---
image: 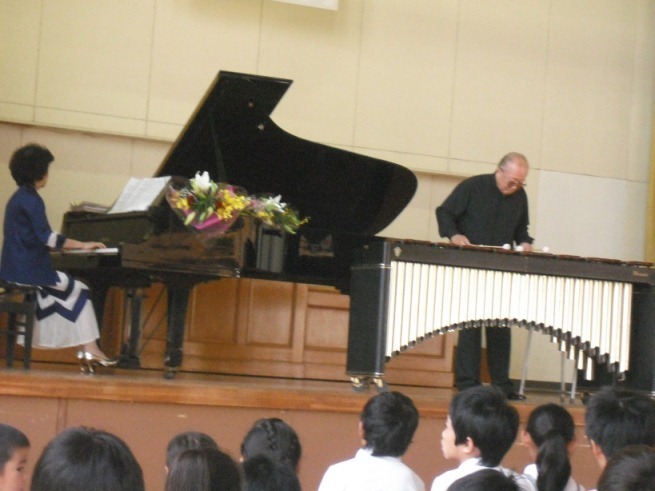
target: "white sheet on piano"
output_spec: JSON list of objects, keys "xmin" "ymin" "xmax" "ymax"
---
[{"xmin": 61, "ymin": 247, "xmax": 119, "ymax": 255}]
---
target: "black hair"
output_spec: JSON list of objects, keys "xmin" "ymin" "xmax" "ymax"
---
[
  {"xmin": 585, "ymin": 386, "xmax": 655, "ymax": 461},
  {"xmin": 450, "ymin": 385, "xmax": 519, "ymax": 467},
  {"xmin": 526, "ymin": 404, "xmax": 575, "ymax": 491},
  {"xmin": 446, "ymin": 468, "xmax": 519, "ymax": 491},
  {"xmin": 0, "ymin": 423, "xmax": 30, "ymax": 470},
  {"xmin": 240, "ymin": 418, "xmax": 301, "ymax": 471},
  {"xmin": 242, "ymin": 454, "xmax": 301, "ymax": 491},
  {"xmin": 30, "ymin": 426, "xmax": 144, "ymax": 491},
  {"xmin": 165, "ymin": 446, "xmax": 241, "ymax": 491},
  {"xmin": 166, "ymin": 431, "xmax": 218, "ymax": 469},
  {"xmin": 598, "ymin": 445, "xmax": 655, "ymax": 491},
  {"xmin": 9, "ymin": 143, "xmax": 54, "ymax": 186},
  {"xmin": 360, "ymin": 391, "xmax": 419, "ymax": 457}
]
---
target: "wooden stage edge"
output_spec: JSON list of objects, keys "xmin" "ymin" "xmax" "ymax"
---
[{"xmin": 0, "ymin": 362, "xmax": 588, "ymax": 422}]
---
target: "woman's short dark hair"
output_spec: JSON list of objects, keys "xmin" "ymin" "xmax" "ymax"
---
[
  {"xmin": 240, "ymin": 418, "xmax": 302, "ymax": 471},
  {"xmin": 0, "ymin": 423, "xmax": 30, "ymax": 469},
  {"xmin": 30, "ymin": 426, "xmax": 144, "ymax": 491},
  {"xmin": 9, "ymin": 143, "xmax": 54, "ymax": 186}
]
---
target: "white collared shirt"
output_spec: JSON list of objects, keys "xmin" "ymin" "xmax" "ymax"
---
[
  {"xmin": 317, "ymin": 447, "xmax": 425, "ymax": 491},
  {"xmin": 430, "ymin": 457, "xmax": 536, "ymax": 491}
]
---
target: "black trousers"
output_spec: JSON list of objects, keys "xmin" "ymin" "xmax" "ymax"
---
[{"xmin": 455, "ymin": 326, "xmax": 514, "ymax": 395}]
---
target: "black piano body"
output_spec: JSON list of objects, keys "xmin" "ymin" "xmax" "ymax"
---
[{"xmin": 55, "ymin": 71, "xmax": 418, "ymax": 378}]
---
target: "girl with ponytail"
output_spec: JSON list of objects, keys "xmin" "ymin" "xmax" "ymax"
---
[{"xmin": 521, "ymin": 404, "xmax": 585, "ymax": 491}]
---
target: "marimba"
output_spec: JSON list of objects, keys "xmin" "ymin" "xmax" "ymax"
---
[{"xmin": 346, "ymin": 240, "xmax": 655, "ymax": 393}]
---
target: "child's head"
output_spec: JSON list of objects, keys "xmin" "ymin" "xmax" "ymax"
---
[
  {"xmin": 0, "ymin": 424, "xmax": 30, "ymax": 491},
  {"xmin": 523, "ymin": 403, "xmax": 575, "ymax": 491},
  {"xmin": 443, "ymin": 385, "xmax": 518, "ymax": 467},
  {"xmin": 597, "ymin": 445, "xmax": 655, "ymax": 491},
  {"xmin": 166, "ymin": 431, "xmax": 218, "ymax": 471},
  {"xmin": 242, "ymin": 454, "xmax": 301, "ymax": 491},
  {"xmin": 240, "ymin": 418, "xmax": 301, "ymax": 471},
  {"xmin": 165, "ymin": 446, "xmax": 241, "ymax": 491},
  {"xmin": 585, "ymin": 387, "xmax": 655, "ymax": 469},
  {"xmin": 360, "ymin": 391, "xmax": 419, "ymax": 457},
  {"xmin": 31, "ymin": 426, "xmax": 144, "ymax": 491},
  {"xmin": 446, "ymin": 468, "xmax": 519, "ymax": 491}
]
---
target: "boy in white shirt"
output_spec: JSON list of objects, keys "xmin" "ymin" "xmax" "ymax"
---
[
  {"xmin": 317, "ymin": 391, "xmax": 425, "ymax": 491},
  {"xmin": 431, "ymin": 385, "xmax": 535, "ymax": 491}
]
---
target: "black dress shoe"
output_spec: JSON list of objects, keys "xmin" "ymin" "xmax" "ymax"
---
[{"xmin": 507, "ymin": 391, "xmax": 527, "ymax": 401}]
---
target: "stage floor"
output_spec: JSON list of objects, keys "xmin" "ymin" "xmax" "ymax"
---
[{"xmin": 0, "ymin": 361, "xmax": 587, "ymax": 420}]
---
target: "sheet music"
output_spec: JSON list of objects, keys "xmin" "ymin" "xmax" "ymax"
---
[
  {"xmin": 107, "ymin": 176, "xmax": 171, "ymax": 214},
  {"xmin": 61, "ymin": 247, "xmax": 119, "ymax": 255}
]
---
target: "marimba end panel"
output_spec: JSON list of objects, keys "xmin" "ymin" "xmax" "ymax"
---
[{"xmin": 626, "ymin": 284, "xmax": 655, "ymax": 392}]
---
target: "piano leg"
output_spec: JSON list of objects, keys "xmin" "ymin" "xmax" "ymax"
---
[
  {"xmin": 118, "ymin": 288, "xmax": 144, "ymax": 369},
  {"xmin": 164, "ymin": 283, "xmax": 193, "ymax": 379}
]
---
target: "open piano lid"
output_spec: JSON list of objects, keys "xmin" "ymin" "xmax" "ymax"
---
[{"xmin": 154, "ymin": 71, "xmax": 417, "ymax": 236}]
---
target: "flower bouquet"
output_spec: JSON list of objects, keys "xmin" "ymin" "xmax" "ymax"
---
[{"xmin": 165, "ymin": 172, "xmax": 308, "ymax": 237}]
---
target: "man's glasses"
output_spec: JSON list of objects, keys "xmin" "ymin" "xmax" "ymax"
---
[{"xmin": 501, "ymin": 168, "xmax": 527, "ymax": 188}]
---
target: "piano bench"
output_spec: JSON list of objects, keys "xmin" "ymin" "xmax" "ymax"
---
[{"xmin": 0, "ymin": 282, "xmax": 38, "ymax": 369}]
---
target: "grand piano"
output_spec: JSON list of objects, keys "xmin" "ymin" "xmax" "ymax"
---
[
  {"xmin": 54, "ymin": 70, "xmax": 655, "ymax": 393},
  {"xmin": 54, "ymin": 70, "xmax": 418, "ymax": 379}
]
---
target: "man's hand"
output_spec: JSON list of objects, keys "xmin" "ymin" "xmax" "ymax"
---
[
  {"xmin": 450, "ymin": 234, "xmax": 471, "ymax": 246},
  {"xmin": 519, "ymin": 242, "xmax": 532, "ymax": 252}
]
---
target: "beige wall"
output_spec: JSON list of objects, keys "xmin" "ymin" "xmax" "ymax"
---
[{"xmin": 1, "ymin": 1, "xmax": 654, "ymax": 384}]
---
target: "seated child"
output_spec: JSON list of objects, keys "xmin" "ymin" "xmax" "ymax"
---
[
  {"xmin": 585, "ymin": 386, "xmax": 655, "ymax": 471},
  {"xmin": 521, "ymin": 403, "xmax": 585, "ymax": 491},
  {"xmin": 240, "ymin": 418, "xmax": 301, "ymax": 472},
  {"xmin": 165, "ymin": 446, "xmax": 241, "ymax": 491},
  {"xmin": 431, "ymin": 385, "xmax": 535, "ymax": 491},
  {"xmin": 0, "ymin": 423, "xmax": 30, "ymax": 491},
  {"xmin": 242, "ymin": 454, "xmax": 301, "ymax": 491},
  {"xmin": 597, "ymin": 445, "xmax": 655, "ymax": 491},
  {"xmin": 166, "ymin": 431, "xmax": 219, "ymax": 473},
  {"xmin": 317, "ymin": 391, "xmax": 425, "ymax": 491}
]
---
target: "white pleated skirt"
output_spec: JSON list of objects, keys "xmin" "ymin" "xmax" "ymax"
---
[{"xmin": 28, "ymin": 271, "xmax": 100, "ymax": 349}]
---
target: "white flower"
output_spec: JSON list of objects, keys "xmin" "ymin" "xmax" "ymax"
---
[
  {"xmin": 193, "ymin": 171, "xmax": 212, "ymax": 191},
  {"xmin": 264, "ymin": 195, "xmax": 285, "ymax": 212}
]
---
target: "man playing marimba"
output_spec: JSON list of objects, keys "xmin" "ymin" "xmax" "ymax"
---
[{"xmin": 436, "ymin": 152, "xmax": 533, "ymax": 400}]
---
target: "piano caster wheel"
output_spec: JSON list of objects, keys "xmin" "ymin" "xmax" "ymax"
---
[
  {"xmin": 350, "ymin": 377, "xmax": 371, "ymax": 392},
  {"xmin": 164, "ymin": 367, "xmax": 179, "ymax": 380},
  {"xmin": 373, "ymin": 378, "xmax": 388, "ymax": 393}
]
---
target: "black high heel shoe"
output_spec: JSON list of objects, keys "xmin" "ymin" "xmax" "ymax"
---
[{"xmin": 77, "ymin": 351, "xmax": 118, "ymax": 374}]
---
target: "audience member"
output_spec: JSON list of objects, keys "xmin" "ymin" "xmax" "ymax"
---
[
  {"xmin": 446, "ymin": 468, "xmax": 520, "ymax": 491},
  {"xmin": 240, "ymin": 418, "xmax": 302, "ymax": 472},
  {"xmin": 165, "ymin": 446, "xmax": 241, "ymax": 491},
  {"xmin": 521, "ymin": 403, "xmax": 585, "ymax": 491},
  {"xmin": 584, "ymin": 386, "xmax": 655, "ymax": 470},
  {"xmin": 597, "ymin": 445, "xmax": 655, "ymax": 491},
  {"xmin": 166, "ymin": 431, "xmax": 219, "ymax": 473},
  {"xmin": 317, "ymin": 390, "xmax": 424, "ymax": 491},
  {"xmin": 431, "ymin": 385, "xmax": 535, "ymax": 491},
  {"xmin": 0, "ymin": 423, "xmax": 30, "ymax": 491},
  {"xmin": 242, "ymin": 454, "xmax": 301, "ymax": 491},
  {"xmin": 30, "ymin": 426, "xmax": 144, "ymax": 491}
]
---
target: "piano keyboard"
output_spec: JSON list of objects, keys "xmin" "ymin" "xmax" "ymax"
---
[{"xmin": 385, "ymin": 261, "xmax": 633, "ymax": 377}]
